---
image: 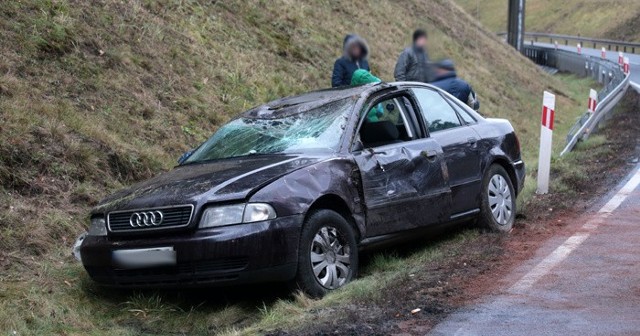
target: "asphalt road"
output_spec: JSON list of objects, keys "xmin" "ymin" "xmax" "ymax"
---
[
  {"xmin": 429, "ymin": 164, "xmax": 640, "ymax": 336},
  {"xmin": 535, "ymin": 42, "xmax": 640, "ymax": 90}
]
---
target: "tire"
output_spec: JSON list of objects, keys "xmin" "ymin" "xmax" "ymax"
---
[
  {"xmin": 294, "ymin": 210, "xmax": 358, "ymax": 298},
  {"xmin": 478, "ymin": 164, "xmax": 516, "ymax": 232}
]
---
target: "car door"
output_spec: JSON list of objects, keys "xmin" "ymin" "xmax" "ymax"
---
[
  {"xmin": 411, "ymin": 87, "xmax": 482, "ymax": 217},
  {"xmin": 352, "ymin": 92, "xmax": 452, "ymax": 237}
]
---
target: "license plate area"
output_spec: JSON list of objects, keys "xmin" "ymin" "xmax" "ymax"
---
[{"xmin": 112, "ymin": 247, "xmax": 176, "ymax": 269}]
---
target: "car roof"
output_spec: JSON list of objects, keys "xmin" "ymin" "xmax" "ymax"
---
[{"xmin": 240, "ymin": 83, "xmax": 392, "ymax": 119}]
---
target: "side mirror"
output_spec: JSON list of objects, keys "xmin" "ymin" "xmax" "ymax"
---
[
  {"xmin": 177, "ymin": 150, "xmax": 194, "ymax": 164},
  {"xmin": 472, "ymin": 100, "xmax": 480, "ymax": 111}
]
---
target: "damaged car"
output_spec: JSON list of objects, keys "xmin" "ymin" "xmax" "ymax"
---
[{"xmin": 77, "ymin": 82, "xmax": 525, "ymax": 297}]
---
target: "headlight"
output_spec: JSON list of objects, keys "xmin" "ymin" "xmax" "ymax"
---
[
  {"xmin": 199, "ymin": 203, "xmax": 276, "ymax": 229},
  {"xmin": 199, "ymin": 204, "xmax": 245, "ymax": 228},
  {"xmin": 243, "ymin": 203, "xmax": 277, "ymax": 222},
  {"xmin": 87, "ymin": 217, "xmax": 107, "ymax": 236}
]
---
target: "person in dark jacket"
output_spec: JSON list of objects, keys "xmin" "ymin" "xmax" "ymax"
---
[
  {"xmin": 430, "ymin": 59, "xmax": 480, "ymax": 110},
  {"xmin": 394, "ymin": 29, "xmax": 434, "ymax": 83},
  {"xmin": 331, "ymin": 34, "xmax": 370, "ymax": 87}
]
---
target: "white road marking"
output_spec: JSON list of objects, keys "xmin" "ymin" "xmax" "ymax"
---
[
  {"xmin": 631, "ymin": 81, "xmax": 640, "ymax": 93},
  {"xmin": 508, "ymin": 166, "xmax": 640, "ymax": 294},
  {"xmin": 447, "ymin": 167, "xmax": 640, "ymax": 335}
]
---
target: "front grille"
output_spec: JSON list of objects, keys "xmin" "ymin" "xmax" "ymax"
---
[
  {"xmin": 107, "ymin": 205, "xmax": 194, "ymax": 233},
  {"xmin": 85, "ymin": 257, "xmax": 249, "ymax": 286}
]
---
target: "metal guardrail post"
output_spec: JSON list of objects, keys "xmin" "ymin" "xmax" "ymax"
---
[{"xmin": 517, "ymin": 42, "xmax": 631, "ymax": 156}]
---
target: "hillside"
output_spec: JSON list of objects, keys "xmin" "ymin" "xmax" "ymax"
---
[
  {"xmin": 456, "ymin": 0, "xmax": 640, "ymax": 41},
  {"xmin": 0, "ymin": 0, "xmax": 592, "ymax": 334}
]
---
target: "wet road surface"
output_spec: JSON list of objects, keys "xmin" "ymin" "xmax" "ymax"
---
[{"xmin": 430, "ymin": 165, "xmax": 640, "ymax": 336}]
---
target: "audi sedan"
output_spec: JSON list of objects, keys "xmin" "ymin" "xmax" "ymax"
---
[{"xmin": 78, "ymin": 82, "xmax": 524, "ymax": 297}]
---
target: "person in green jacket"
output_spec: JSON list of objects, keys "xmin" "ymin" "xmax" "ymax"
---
[{"xmin": 350, "ymin": 69, "xmax": 384, "ymax": 122}]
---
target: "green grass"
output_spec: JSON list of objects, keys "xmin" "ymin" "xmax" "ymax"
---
[
  {"xmin": 0, "ymin": 0, "xmax": 604, "ymax": 334},
  {"xmin": 454, "ymin": 0, "xmax": 640, "ymax": 41}
]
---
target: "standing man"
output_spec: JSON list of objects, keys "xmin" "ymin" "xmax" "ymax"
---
[
  {"xmin": 431, "ymin": 59, "xmax": 480, "ymax": 110},
  {"xmin": 332, "ymin": 34, "xmax": 370, "ymax": 87},
  {"xmin": 394, "ymin": 29, "xmax": 433, "ymax": 83}
]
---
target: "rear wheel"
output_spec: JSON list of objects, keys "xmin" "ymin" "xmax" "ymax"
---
[
  {"xmin": 478, "ymin": 164, "xmax": 516, "ymax": 232},
  {"xmin": 295, "ymin": 210, "xmax": 358, "ymax": 298}
]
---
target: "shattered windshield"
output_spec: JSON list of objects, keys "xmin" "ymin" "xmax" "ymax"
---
[{"xmin": 183, "ymin": 98, "xmax": 355, "ymax": 163}]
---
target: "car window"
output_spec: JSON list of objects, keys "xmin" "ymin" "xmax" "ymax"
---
[
  {"xmin": 412, "ymin": 88, "xmax": 462, "ymax": 133},
  {"xmin": 449, "ymin": 99, "xmax": 476, "ymax": 124},
  {"xmin": 357, "ymin": 95, "xmax": 416, "ymax": 148}
]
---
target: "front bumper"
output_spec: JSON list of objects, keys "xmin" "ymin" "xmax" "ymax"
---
[{"xmin": 79, "ymin": 214, "xmax": 303, "ymax": 288}]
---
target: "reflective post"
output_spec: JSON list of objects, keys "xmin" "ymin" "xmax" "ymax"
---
[
  {"xmin": 624, "ymin": 57, "xmax": 630, "ymax": 75},
  {"xmin": 619, "ymin": 52, "xmax": 624, "ymax": 65},
  {"xmin": 588, "ymin": 89, "xmax": 598, "ymax": 113},
  {"xmin": 537, "ymin": 91, "xmax": 555, "ymax": 195}
]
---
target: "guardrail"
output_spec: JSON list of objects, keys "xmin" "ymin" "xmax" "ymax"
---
[
  {"xmin": 498, "ymin": 32, "xmax": 640, "ymax": 54},
  {"xmin": 520, "ymin": 44, "xmax": 631, "ymax": 155}
]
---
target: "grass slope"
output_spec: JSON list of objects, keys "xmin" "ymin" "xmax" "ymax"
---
[
  {"xmin": 456, "ymin": 0, "xmax": 640, "ymax": 41},
  {"xmin": 0, "ymin": 0, "xmax": 594, "ymax": 334}
]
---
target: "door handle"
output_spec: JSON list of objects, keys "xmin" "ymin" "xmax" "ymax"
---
[
  {"xmin": 421, "ymin": 150, "xmax": 438, "ymax": 161},
  {"xmin": 366, "ymin": 148, "xmax": 387, "ymax": 155},
  {"xmin": 467, "ymin": 137, "xmax": 478, "ymax": 147}
]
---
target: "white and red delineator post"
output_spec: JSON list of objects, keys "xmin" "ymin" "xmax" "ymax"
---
[
  {"xmin": 537, "ymin": 91, "xmax": 556, "ymax": 195},
  {"xmin": 577, "ymin": 43, "xmax": 582, "ymax": 55},
  {"xmin": 601, "ymin": 47, "xmax": 606, "ymax": 59},
  {"xmin": 588, "ymin": 89, "xmax": 598, "ymax": 113},
  {"xmin": 619, "ymin": 52, "xmax": 624, "ymax": 65},
  {"xmin": 623, "ymin": 57, "xmax": 630, "ymax": 75},
  {"xmin": 555, "ymin": 41, "xmax": 559, "ymax": 50}
]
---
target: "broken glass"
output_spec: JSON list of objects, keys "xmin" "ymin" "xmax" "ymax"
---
[{"xmin": 184, "ymin": 98, "xmax": 355, "ymax": 163}]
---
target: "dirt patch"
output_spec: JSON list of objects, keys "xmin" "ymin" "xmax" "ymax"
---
[{"xmin": 280, "ymin": 91, "xmax": 640, "ymax": 335}]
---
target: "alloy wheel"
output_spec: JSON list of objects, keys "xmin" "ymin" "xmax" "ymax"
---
[
  {"xmin": 488, "ymin": 174, "xmax": 513, "ymax": 225},
  {"xmin": 310, "ymin": 226, "xmax": 351, "ymax": 289}
]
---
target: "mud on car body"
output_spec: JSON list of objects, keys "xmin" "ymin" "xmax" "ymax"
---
[{"xmin": 77, "ymin": 82, "xmax": 525, "ymax": 297}]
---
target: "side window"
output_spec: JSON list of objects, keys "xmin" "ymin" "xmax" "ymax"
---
[
  {"xmin": 357, "ymin": 95, "xmax": 416, "ymax": 148},
  {"xmin": 449, "ymin": 99, "xmax": 477, "ymax": 124},
  {"xmin": 412, "ymin": 88, "xmax": 462, "ymax": 133}
]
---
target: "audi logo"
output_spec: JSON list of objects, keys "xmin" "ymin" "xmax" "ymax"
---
[{"xmin": 129, "ymin": 211, "xmax": 164, "ymax": 227}]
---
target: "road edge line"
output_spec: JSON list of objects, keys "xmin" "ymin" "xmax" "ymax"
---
[{"xmin": 508, "ymin": 166, "xmax": 640, "ymax": 294}]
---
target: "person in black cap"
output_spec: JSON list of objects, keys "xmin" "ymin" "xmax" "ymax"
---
[
  {"xmin": 393, "ymin": 29, "xmax": 434, "ymax": 83},
  {"xmin": 431, "ymin": 59, "xmax": 480, "ymax": 110}
]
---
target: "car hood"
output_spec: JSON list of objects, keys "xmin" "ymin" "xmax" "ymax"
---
[{"xmin": 93, "ymin": 154, "xmax": 324, "ymax": 214}]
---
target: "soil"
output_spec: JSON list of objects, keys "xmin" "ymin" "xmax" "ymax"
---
[{"xmin": 280, "ymin": 91, "xmax": 640, "ymax": 335}]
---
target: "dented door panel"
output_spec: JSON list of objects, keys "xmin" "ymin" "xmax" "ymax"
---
[
  {"xmin": 354, "ymin": 139, "xmax": 451, "ymax": 237},
  {"xmin": 432, "ymin": 126, "xmax": 483, "ymax": 215}
]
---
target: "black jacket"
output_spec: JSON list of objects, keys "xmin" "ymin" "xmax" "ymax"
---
[
  {"xmin": 331, "ymin": 35, "xmax": 370, "ymax": 87},
  {"xmin": 393, "ymin": 46, "xmax": 434, "ymax": 83},
  {"xmin": 431, "ymin": 71, "xmax": 474, "ymax": 104}
]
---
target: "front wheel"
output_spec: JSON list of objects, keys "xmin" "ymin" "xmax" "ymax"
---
[
  {"xmin": 295, "ymin": 210, "xmax": 358, "ymax": 298},
  {"xmin": 478, "ymin": 164, "xmax": 516, "ymax": 232}
]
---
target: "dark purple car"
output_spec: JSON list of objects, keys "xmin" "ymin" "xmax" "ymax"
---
[{"xmin": 78, "ymin": 82, "xmax": 525, "ymax": 297}]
